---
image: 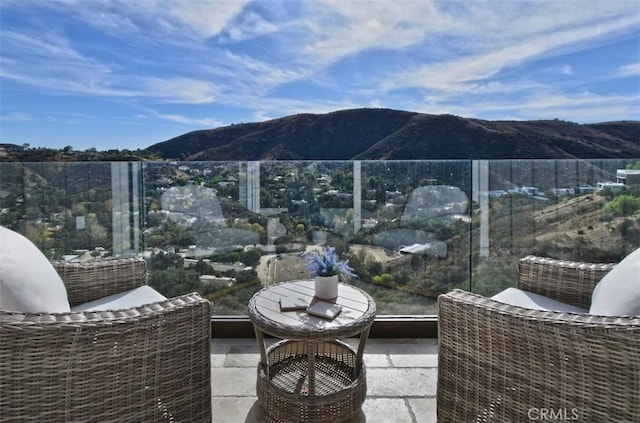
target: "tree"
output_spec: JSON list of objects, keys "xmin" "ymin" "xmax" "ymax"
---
[
  {"xmin": 626, "ymin": 161, "xmax": 640, "ymax": 170},
  {"xmin": 147, "ymin": 252, "xmax": 184, "ymax": 270},
  {"xmin": 194, "ymin": 260, "xmax": 213, "ymax": 275},
  {"xmin": 242, "ymin": 248, "xmax": 263, "ymax": 266},
  {"xmin": 149, "ymin": 268, "xmax": 201, "ymax": 297},
  {"xmin": 604, "ymin": 194, "xmax": 640, "ymax": 216}
]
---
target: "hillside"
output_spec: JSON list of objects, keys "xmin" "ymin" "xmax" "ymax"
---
[
  {"xmin": 146, "ymin": 108, "xmax": 640, "ymax": 160},
  {"xmin": 532, "ymin": 194, "xmax": 639, "ymax": 261}
]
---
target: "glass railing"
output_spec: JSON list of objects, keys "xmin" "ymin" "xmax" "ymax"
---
[{"xmin": 1, "ymin": 159, "xmax": 638, "ymax": 316}]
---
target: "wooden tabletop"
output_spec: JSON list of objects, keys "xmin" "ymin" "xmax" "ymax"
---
[{"xmin": 248, "ymin": 280, "xmax": 376, "ymax": 340}]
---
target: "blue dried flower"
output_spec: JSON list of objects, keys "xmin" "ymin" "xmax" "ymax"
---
[{"xmin": 301, "ymin": 246, "xmax": 357, "ymax": 279}]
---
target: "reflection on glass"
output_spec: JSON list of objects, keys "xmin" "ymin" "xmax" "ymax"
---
[
  {"xmin": 1, "ymin": 159, "xmax": 638, "ymax": 316},
  {"xmin": 371, "ymin": 185, "xmax": 469, "ymax": 258},
  {"xmin": 159, "ymin": 185, "xmax": 260, "ymax": 256}
]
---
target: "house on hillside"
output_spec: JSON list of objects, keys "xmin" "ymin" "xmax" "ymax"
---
[
  {"xmin": 617, "ymin": 169, "xmax": 640, "ymax": 186},
  {"xmin": 399, "ymin": 242, "xmax": 447, "ymax": 259},
  {"xmin": 597, "ymin": 182, "xmax": 625, "ymax": 193}
]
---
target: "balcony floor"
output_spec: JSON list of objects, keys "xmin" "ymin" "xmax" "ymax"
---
[{"xmin": 211, "ymin": 338, "xmax": 438, "ymax": 423}]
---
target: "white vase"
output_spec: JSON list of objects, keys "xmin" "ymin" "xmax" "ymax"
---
[{"xmin": 314, "ymin": 275, "xmax": 339, "ymax": 300}]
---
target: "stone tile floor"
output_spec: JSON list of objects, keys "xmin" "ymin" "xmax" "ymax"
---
[{"xmin": 211, "ymin": 338, "xmax": 438, "ymax": 423}]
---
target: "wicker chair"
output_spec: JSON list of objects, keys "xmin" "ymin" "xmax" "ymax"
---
[
  {"xmin": 0, "ymin": 257, "xmax": 212, "ymax": 423},
  {"xmin": 437, "ymin": 255, "xmax": 640, "ymax": 423}
]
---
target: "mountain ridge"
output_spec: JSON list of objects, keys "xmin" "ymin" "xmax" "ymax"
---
[{"xmin": 146, "ymin": 108, "xmax": 640, "ymax": 161}]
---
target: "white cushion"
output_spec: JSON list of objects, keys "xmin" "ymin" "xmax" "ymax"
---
[
  {"xmin": 0, "ymin": 226, "xmax": 71, "ymax": 313},
  {"xmin": 589, "ymin": 247, "xmax": 640, "ymax": 316},
  {"xmin": 491, "ymin": 287, "xmax": 588, "ymax": 313},
  {"xmin": 71, "ymin": 285, "xmax": 167, "ymax": 312}
]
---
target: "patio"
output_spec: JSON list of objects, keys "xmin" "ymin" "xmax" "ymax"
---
[
  {"xmin": 2, "ymin": 159, "xmax": 638, "ymax": 422},
  {"xmin": 211, "ymin": 338, "xmax": 438, "ymax": 423}
]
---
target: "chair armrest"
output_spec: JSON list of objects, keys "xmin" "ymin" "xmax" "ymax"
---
[
  {"xmin": 437, "ymin": 289, "xmax": 640, "ymax": 423},
  {"xmin": 517, "ymin": 255, "xmax": 615, "ymax": 309},
  {"xmin": 0, "ymin": 293, "xmax": 212, "ymax": 423},
  {"xmin": 53, "ymin": 257, "xmax": 148, "ymax": 306}
]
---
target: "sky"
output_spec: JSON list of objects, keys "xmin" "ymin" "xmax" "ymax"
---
[{"xmin": 1, "ymin": 0, "xmax": 639, "ymax": 151}]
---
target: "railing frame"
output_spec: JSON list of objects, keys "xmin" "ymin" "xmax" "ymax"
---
[{"xmin": 211, "ymin": 316, "xmax": 438, "ymax": 338}]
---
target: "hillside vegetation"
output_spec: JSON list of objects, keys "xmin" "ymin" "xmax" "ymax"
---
[
  {"xmin": 3, "ymin": 108, "xmax": 637, "ymax": 162},
  {"xmin": 146, "ymin": 108, "xmax": 640, "ymax": 161},
  {"xmin": 532, "ymin": 193, "xmax": 640, "ymax": 261}
]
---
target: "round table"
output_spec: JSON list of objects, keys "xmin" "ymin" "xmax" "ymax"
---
[{"xmin": 248, "ymin": 280, "xmax": 376, "ymax": 423}]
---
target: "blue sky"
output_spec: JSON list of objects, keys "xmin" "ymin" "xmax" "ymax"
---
[{"xmin": 1, "ymin": 0, "xmax": 639, "ymax": 151}]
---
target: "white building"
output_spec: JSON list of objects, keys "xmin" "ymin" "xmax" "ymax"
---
[{"xmin": 617, "ymin": 169, "xmax": 640, "ymax": 185}]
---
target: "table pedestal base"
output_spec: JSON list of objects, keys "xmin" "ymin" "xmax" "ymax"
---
[{"xmin": 257, "ymin": 340, "xmax": 366, "ymax": 423}]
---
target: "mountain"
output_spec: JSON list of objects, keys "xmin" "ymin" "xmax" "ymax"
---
[{"xmin": 146, "ymin": 108, "xmax": 640, "ymax": 160}]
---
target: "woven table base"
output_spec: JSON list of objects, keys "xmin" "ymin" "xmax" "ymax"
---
[{"xmin": 257, "ymin": 340, "xmax": 366, "ymax": 423}]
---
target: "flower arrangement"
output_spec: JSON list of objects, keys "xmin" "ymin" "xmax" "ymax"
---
[{"xmin": 302, "ymin": 246, "xmax": 357, "ymax": 280}]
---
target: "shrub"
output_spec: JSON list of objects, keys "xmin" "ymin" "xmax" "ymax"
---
[{"xmin": 604, "ymin": 194, "xmax": 640, "ymax": 216}]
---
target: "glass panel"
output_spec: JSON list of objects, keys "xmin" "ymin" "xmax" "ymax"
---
[
  {"xmin": 354, "ymin": 161, "xmax": 472, "ymax": 314},
  {"xmin": 139, "ymin": 160, "xmax": 472, "ymax": 315},
  {"xmin": 142, "ymin": 161, "xmax": 264, "ymax": 313},
  {"xmin": 0, "ymin": 162, "xmax": 137, "ymax": 259},
  {"xmin": 1, "ymin": 159, "xmax": 638, "ymax": 317},
  {"xmin": 470, "ymin": 159, "xmax": 640, "ymax": 296}
]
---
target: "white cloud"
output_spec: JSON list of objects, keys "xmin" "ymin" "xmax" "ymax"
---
[
  {"xmin": 618, "ymin": 62, "xmax": 640, "ymax": 77},
  {"xmin": 215, "ymin": 50, "xmax": 306, "ymax": 90},
  {"xmin": 221, "ymin": 10, "xmax": 280, "ymax": 43},
  {"xmin": 166, "ymin": 0, "xmax": 250, "ymax": 38},
  {"xmin": 301, "ymin": 0, "xmax": 447, "ymax": 65},
  {"xmin": 0, "ymin": 29, "xmax": 132, "ymax": 96},
  {"xmin": 513, "ymin": 92, "xmax": 639, "ymax": 122},
  {"xmin": 252, "ymin": 110, "xmax": 275, "ymax": 122},
  {"xmin": 0, "ymin": 112, "xmax": 32, "ymax": 122},
  {"xmin": 38, "ymin": 0, "xmax": 250, "ymax": 40},
  {"xmin": 381, "ymin": 8, "xmax": 638, "ymax": 96},
  {"xmin": 4, "ymin": 0, "xmax": 636, "ymax": 104},
  {"xmin": 156, "ymin": 113, "xmax": 223, "ymax": 127},
  {"xmin": 561, "ymin": 65, "xmax": 574, "ymax": 76},
  {"xmin": 142, "ymin": 78, "xmax": 218, "ymax": 104},
  {"xmin": 0, "ymin": 28, "xmax": 221, "ymax": 103},
  {"xmin": 411, "ymin": 90, "xmax": 640, "ymax": 124}
]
